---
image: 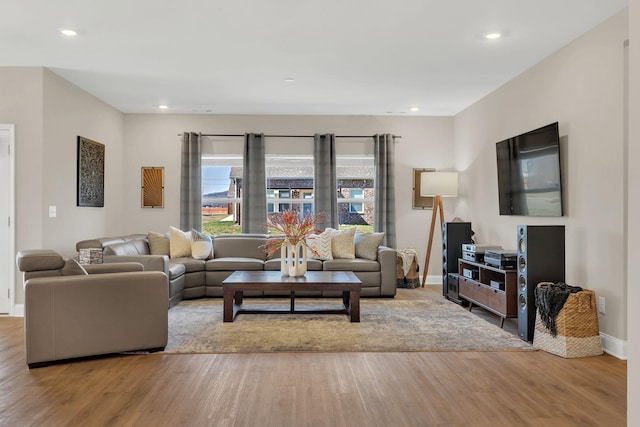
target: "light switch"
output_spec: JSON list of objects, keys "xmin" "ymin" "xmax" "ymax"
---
[{"xmin": 49, "ymin": 205, "xmax": 56, "ymax": 218}]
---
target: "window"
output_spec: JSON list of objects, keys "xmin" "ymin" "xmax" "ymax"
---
[
  {"xmin": 200, "ymin": 137, "xmax": 378, "ymax": 233},
  {"xmin": 349, "ymin": 189, "xmax": 364, "ymax": 213},
  {"xmin": 267, "ymin": 189, "xmax": 295, "ymax": 213},
  {"xmin": 265, "ymin": 140, "xmax": 314, "ymax": 219},
  {"xmin": 336, "ymin": 151, "xmax": 374, "ymax": 231},
  {"xmin": 201, "ymin": 157, "xmax": 243, "ymax": 235}
]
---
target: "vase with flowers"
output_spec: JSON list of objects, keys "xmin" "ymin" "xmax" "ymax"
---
[{"xmin": 263, "ymin": 210, "xmax": 322, "ymax": 277}]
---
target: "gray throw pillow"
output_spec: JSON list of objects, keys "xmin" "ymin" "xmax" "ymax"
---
[{"xmin": 354, "ymin": 231, "xmax": 385, "ymax": 260}]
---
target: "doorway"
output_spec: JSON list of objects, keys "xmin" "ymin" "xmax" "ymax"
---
[{"xmin": 0, "ymin": 124, "xmax": 15, "ymax": 314}]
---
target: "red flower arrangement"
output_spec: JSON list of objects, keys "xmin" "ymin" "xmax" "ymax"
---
[{"xmin": 262, "ymin": 210, "xmax": 324, "ymax": 257}]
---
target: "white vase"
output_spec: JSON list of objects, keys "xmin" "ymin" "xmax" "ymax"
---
[{"xmin": 280, "ymin": 242, "xmax": 307, "ymax": 277}]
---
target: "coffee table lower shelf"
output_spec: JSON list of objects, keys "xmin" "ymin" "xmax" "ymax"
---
[{"xmin": 222, "ymin": 271, "xmax": 362, "ymax": 323}]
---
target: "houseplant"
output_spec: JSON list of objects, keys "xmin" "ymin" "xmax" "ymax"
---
[{"xmin": 263, "ymin": 210, "xmax": 323, "ymax": 276}]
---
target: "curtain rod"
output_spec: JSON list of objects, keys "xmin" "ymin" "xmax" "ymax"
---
[{"xmin": 178, "ymin": 133, "xmax": 401, "ymax": 139}]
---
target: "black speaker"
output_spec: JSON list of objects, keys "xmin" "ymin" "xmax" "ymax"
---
[
  {"xmin": 517, "ymin": 225, "xmax": 565, "ymax": 341},
  {"xmin": 442, "ymin": 222, "xmax": 473, "ymax": 298}
]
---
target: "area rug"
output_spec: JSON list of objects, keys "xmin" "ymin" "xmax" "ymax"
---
[{"xmin": 165, "ymin": 296, "xmax": 533, "ymax": 353}]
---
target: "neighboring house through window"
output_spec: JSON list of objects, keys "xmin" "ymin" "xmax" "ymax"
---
[{"xmin": 201, "ymin": 136, "xmax": 375, "ymax": 233}]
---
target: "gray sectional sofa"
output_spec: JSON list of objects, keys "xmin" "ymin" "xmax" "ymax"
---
[{"xmin": 76, "ymin": 233, "xmax": 397, "ymax": 308}]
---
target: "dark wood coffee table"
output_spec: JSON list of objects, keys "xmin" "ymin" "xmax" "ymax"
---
[{"xmin": 222, "ymin": 270, "xmax": 362, "ymax": 322}]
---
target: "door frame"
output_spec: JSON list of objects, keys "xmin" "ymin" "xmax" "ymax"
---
[{"xmin": 1, "ymin": 124, "xmax": 15, "ymax": 315}]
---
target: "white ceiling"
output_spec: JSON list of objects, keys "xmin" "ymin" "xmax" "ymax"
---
[{"xmin": 0, "ymin": 0, "xmax": 628, "ymax": 116}]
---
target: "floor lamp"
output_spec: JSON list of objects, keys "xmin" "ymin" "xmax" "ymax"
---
[{"xmin": 420, "ymin": 171, "xmax": 458, "ymax": 287}]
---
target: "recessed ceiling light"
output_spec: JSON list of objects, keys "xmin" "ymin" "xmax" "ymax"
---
[
  {"xmin": 410, "ymin": 107, "xmax": 419, "ymax": 112},
  {"xmin": 484, "ymin": 32, "xmax": 502, "ymax": 40},
  {"xmin": 59, "ymin": 28, "xmax": 77, "ymax": 37},
  {"xmin": 283, "ymin": 77, "xmax": 295, "ymax": 83},
  {"xmin": 158, "ymin": 105, "xmax": 169, "ymax": 110}
]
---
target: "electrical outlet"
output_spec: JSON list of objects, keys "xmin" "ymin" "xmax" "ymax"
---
[{"xmin": 598, "ymin": 296, "xmax": 606, "ymax": 314}]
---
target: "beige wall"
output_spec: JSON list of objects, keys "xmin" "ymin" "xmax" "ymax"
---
[
  {"xmin": 454, "ymin": 10, "xmax": 628, "ymax": 342},
  {"xmin": 123, "ymin": 114, "xmax": 454, "ymax": 272},
  {"xmin": 627, "ymin": 0, "xmax": 638, "ymax": 423},
  {"xmin": 0, "ymin": 67, "xmax": 124, "ymax": 305},
  {"xmin": 42, "ymin": 70, "xmax": 125, "ymax": 256}
]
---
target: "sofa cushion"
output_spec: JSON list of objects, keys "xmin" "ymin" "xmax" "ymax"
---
[
  {"xmin": 205, "ymin": 258, "xmax": 264, "ymax": 271},
  {"xmin": 330, "ymin": 227, "xmax": 356, "ymax": 259},
  {"xmin": 323, "ymin": 258, "xmax": 380, "ymax": 272},
  {"xmin": 170, "ymin": 257, "xmax": 206, "ymax": 273},
  {"xmin": 148, "ymin": 231, "xmax": 170, "ymax": 256},
  {"xmin": 170, "ymin": 226, "xmax": 192, "ymax": 258},
  {"xmin": 104, "ymin": 240, "xmax": 150, "ymax": 256},
  {"xmin": 354, "ymin": 231, "xmax": 385, "ymax": 261},
  {"xmin": 191, "ymin": 230, "xmax": 214, "ymax": 260},
  {"xmin": 60, "ymin": 259, "xmax": 88, "ymax": 276},
  {"xmin": 213, "ymin": 235, "xmax": 267, "ymax": 260},
  {"xmin": 306, "ymin": 229, "xmax": 333, "ymax": 260}
]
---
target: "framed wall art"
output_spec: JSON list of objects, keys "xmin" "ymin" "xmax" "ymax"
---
[
  {"xmin": 412, "ymin": 168, "xmax": 435, "ymax": 209},
  {"xmin": 77, "ymin": 136, "xmax": 105, "ymax": 207},
  {"xmin": 141, "ymin": 167, "xmax": 164, "ymax": 208}
]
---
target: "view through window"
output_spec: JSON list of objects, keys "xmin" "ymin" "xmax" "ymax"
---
[{"xmin": 201, "ymin": 139, "xmax": 375, "ymax": 234}]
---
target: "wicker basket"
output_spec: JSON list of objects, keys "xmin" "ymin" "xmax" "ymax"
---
[{"xmin": 533, "ymin": 282, "xmax": 603, "ymax": 358}]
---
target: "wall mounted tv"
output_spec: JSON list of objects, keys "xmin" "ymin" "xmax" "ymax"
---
[{"xmin": 496, "ymin": 122, "xmax": 563, "ymax": 217}]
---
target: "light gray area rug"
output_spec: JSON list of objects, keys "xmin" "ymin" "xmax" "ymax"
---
[{"xmin": 165, "ymin": 295, "xmax": 533, "ymax": 353}]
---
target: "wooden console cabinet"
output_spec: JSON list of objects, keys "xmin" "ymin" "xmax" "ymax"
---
[{"xmin": 458, "ymin": 259, "xmax": 517, "ymax": 327}]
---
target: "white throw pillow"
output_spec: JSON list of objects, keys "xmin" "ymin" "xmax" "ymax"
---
[
  {"xmin": 306, "ymin": 228, "xmax": 333, "ymax": 260},
  {"xmin": 330, "ymin": 227, "xmax": 356, "ymax": 259},
  {"xmin": 169, "ymin": 226, "xmax": 192, "ymax": 258},
  {"xmin": 354, "ymin": 231, "xmax": 385, "ymax": 260},
  {"xmin": 191, "ymin": 229, "xmax": 214, "ymax": 260}
]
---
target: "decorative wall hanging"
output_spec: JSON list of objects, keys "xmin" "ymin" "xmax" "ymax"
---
[
  {"xmin": 77, "ymin": 136, "xmax": 105, "ymax": 207},
  {"xmin": 141, "ymin": 167, "xmax": 165, "ymax": 208},
  {"xmin": 412, "ymin": 168, "xmax": 435, "ymax": 209}
]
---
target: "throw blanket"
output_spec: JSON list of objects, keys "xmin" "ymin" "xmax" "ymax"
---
[
  {"xmin": 534, "ymin": 282, "xmax": 583, "ymax": 337},
  {"xmin": 396, "ymin": 248, "xmax": 419, "ymax": 276}
]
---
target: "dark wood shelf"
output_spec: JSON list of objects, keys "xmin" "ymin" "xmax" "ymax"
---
[{"xmin": 458, "ymin": 259, "xmax": 517, "ymax": 327}]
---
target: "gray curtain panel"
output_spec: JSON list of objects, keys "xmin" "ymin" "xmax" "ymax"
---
[
  {"xmin": 374, "ymin": 133, "xmax": 396, "ymax": 248},
  {"xmin": 180, "ymin": 132, "xmax": 202, "ymax": 231},
  {"xmin": 313, "ymin": 134, "xmax": 338, "ymax": 230},
  {"xmin": 242, "ymin": 133, "xmax": 267, "ymax": 233}
]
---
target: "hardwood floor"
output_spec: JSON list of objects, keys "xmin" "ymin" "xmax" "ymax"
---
[{"xmin": 0, "ymin": 287, "xmax": 626, "ymax": 427}]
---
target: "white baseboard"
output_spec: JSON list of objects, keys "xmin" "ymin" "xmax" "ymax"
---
[
  {"xmin": 600, "ymin": 332, "xmax": 627, "ymax": 360},
  {"xmin": 425, "ymin": 275, "xmax": 442, "ymax": 286},
  {"xmin": 13, "ymin": 304, "xmax": 23, "ymax": 317}
]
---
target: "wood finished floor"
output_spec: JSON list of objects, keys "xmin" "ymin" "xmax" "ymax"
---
[{"xmin": 0, "ymin": 287, "xmax": 626, "ymax": 427}]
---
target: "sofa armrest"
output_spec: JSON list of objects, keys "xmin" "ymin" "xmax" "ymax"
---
[
  {"xmin": 84, "ymin": 262, "xmax": 144, "ymax": 274},
  {"xmin": 104, "ymin": 254, "xmax": 169, "ymax": 277},
  {"xmin": 378, "ymin": 246, "xmax": 397, "ymax": 297}
]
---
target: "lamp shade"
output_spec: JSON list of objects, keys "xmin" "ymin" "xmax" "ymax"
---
[{"xmin": 420, "ymin": 172, "xmax": 458, "ymax": 197}]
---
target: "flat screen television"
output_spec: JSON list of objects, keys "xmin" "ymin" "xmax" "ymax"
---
[{"xmin": 496, "ymin": 122, "xmax": 563, "ymax": 216}]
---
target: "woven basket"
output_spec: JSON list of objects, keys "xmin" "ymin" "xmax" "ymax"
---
[{"xmin": 533, "ymin": 282, "xmax": 603, "ymax": 358}]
